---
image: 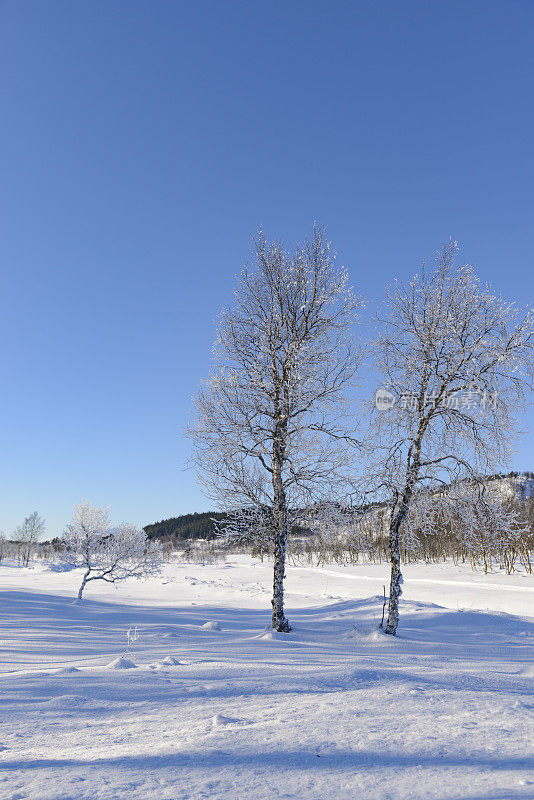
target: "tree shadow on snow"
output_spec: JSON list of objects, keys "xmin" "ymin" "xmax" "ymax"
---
[
  {"xmin": 1, "ymin": 589, "xmax": 532, "ymax": 689},
  {"xmin": 0, "ymin": 747, "xmax": 532, "ymax": 775}
]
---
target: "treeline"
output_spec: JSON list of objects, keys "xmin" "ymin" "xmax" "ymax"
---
[
  {"xmin": 143, "ymin": 512, "xmax": 314, "ymax": 543},
  {"xmin": 487, "ymin": 470, "xmax": 534, "ymax": 480},
  {"xmin": 143, "ymin": 470, "xmax": 534, "ymax": 544},
  {"xmin": 143, "ymin": 511, "xmax": 227, "ymax": 542},
  {"xmin": 164, "ymin": 491, "xmax": 534, "ymax": 577}
]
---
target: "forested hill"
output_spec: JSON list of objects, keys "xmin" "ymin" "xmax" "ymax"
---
[
  {"xmin": 144, "ymin": 471, "xmax": 534, "ymax": 543},
  {"xmin": 143, "ymin": 511, "xmax": 227, "ymax": 541}
]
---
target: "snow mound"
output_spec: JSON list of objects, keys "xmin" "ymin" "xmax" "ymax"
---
[
  {"xmin": 256, "ymin": 626, "xmax": 292, "ymax": 641},
  {"xmin": 159, "ymin": 656, "xmax": 181, "ymax": 666},
  {"xmin": 55, "ymin": 666, "xmax": 81, "ymax": 674},
  {"xmin": 258, "ymin": 629, "xmax": 277, "ymax": 640},
  {"xmin": 106, "ymin": 657, "xmax": 137, "ymax": 670},
  {"xmin": 345, "ymin": 624, "xmax": 387, "ymax": 642},
  {"xmin": 212, "ymin": 714, "xmax": 246, "ymax": 727},
  {"xmin": 201, "ymin": 620, "xmax": 221, "ymax": 631}
]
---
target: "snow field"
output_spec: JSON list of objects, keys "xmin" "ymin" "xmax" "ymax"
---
[{"xmin": 0, "ymin": 556, "xmax": 533, "ymax": 800}]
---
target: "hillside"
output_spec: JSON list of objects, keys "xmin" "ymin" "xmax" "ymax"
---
[{"xmin": 143, "ymin": 511, "xmax": 227, "ymax": 542}]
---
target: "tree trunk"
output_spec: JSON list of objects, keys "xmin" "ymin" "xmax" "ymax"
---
[
  {"xmin": 271, "ymin": 412, "xmax": 291, "ymax": 632},
  {"xmin": 385, "ymin": 514, "xmax": 403, "ymax": 635},
  {"xmin": 385, "ymin": 433, "xmax": 423, "ymax": 635},
  {"xmin": 77, "ymin": 570, "xmax": 90, "ymax": 601},
  {"xmin": 385, "ymin": 480, "xmax": 415, "ymax": 635},
  {"xmin": 272, "ymin": 520, "xmax": 290, "ymax": 631}
]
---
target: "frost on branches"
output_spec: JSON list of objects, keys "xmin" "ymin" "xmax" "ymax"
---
[
  {"xmin": 188, "ymin": 226, "xmax": 362, "ymax": 631},
  {"xmin": 15, "ymin": 511, "xmax": 45, "ymax": 567},
  {"xmin": 365, "ymin": 239, "xmax": 534, "ymax": 635},
  {"xmin": 60, "ymin": 501, "xmax": 162, "ymax": 600},
  {"xmin": 427, "ymin": 482, "xmax": 530, "ymax": 575},
  {"xmin": 396, "ymin": 481, "xmax": 529, "ymax": 570}
]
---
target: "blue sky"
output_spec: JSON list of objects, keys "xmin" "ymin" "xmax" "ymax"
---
[{"xmin": 1, "ymin": 1, "xmax": 533, "ymax": 537}]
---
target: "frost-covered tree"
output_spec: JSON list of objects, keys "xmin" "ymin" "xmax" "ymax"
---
[
  {"xmin": 188, "ymin": 226, "xmax": 362, "ymax": 631},
  {"xmin": 448, "ymin": 484, "xmax": 529, "ymax": 575},
  {"xmin": 15, "ymin": 511, "xmax": 45, "ymax": 567},
  {"xmin": 365, "ymin": 240, "xmax": 534, "ymax": 634},
  {"xmin": 60, "ymin": 501, "xmax": 162, "ymax": 600},
  {"xmin": 395, "ymin": 481, "xmax": 529, "ymax": 576}
]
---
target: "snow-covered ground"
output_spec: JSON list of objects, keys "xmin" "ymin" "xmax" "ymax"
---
[{"xmin": 1, "ymin": 556, "xmax": 533, "ymax": 800}]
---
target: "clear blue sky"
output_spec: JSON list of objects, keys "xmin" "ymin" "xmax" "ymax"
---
[{"xmin": 1, "ymin": 1, "xmax": 533, "ymax": 537}]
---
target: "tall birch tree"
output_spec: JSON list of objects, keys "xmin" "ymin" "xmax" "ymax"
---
[
  {"xmin": 188, "ymin": 226, "xmax": 361, "ymax": 631},
  {"xmin": 366, "ymin": 240, "xmax": 534, "ymax": 635}
]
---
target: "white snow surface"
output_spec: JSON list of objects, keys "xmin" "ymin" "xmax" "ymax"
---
[{"xmin": 1, "ymin": 555, "xmax": 533, "ymax": 800}]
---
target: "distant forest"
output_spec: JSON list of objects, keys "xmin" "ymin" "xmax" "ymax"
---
[
  {"xmin": 143, "ymin": 471, "xmax": 534, "ymax": 543},
  {"xmin": 143, "ymin": 511, "xmax": 227, "ymax": 542},
  {"xmin": 143, "ymin": 511, "xmax": 311, "ymax": 542}
]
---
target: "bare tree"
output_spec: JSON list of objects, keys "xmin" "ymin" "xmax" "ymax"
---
[
  {"xmin": 365, "ymin": 240, "xmax": 534, "ymax": 634},
  {"xmin": 15, "ymin": 511, "xmax": 45, "ymax": 567},
  {"xmin": 188, "ymin": 226, "xmax": 362, "ymax": 631},
  {"xmin": 60, "ymin": 501, "xmax": 162, "ymax": 600}
]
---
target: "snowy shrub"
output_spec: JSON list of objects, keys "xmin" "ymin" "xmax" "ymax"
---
[{"xmin": 60, "ymin": 501, "xmax": 162, "ymax": 599}]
